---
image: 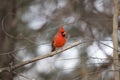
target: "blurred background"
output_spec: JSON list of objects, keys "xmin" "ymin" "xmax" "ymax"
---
[{"xmin": 0, "ymin": 0, "xmax": 119, "ymax": 80}]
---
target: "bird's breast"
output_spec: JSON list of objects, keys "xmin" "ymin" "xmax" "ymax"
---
[{"xmin": 53, "ymin": 35, "xmax": 66, "ymax": 48}]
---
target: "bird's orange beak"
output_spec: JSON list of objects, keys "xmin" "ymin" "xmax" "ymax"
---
[{"xmin": 63, "ymin": 32, "xmax": 66, "ymax": 35}]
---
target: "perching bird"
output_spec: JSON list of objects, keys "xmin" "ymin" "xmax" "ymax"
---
[{"xmin": 51, "ymin": 26, "xmax": 66, "ymax": 52}]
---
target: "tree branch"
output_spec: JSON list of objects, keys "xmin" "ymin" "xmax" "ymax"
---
[
  {"xmin": 113, "ymin": 0, "xmax": 119, "ymax": 80},
  {"xmin": 0, "ymin": 38, "xmax": 119, "ymax": 72},
  {"xmin": 0, "ymin": 40, "xmax": 84, "ymax": 72},
  {"xmin": 12, "ymin": 40, "xmax": 82, "ymax": 70}
]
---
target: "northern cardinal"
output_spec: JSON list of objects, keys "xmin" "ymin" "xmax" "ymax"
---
[{"xmin": 51, "ymin": 26, "xmax": 66, "ymax": 52}]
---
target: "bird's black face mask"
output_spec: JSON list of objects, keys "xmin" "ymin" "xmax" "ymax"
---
[{"xmin": 61, "ymin": 32, "xmax": 66, "ymax": 37}]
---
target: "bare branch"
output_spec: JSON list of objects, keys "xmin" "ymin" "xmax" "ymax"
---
[
  {"xmin": 1, "ymin": 13, "xmax": 17, "ymax": 39},
  {"xmin": 13, "ymin": 71, "xmax": 33, "ymax": 80},
  {"xmin": 11, "ymin": 40, "xmax": 82, "ymax": 70},
  {"xmin": 0, "ymin": 39, "xmax": 118, "ymax": 72},
  {"xmin": 0, "ymin": 40, "xmax": 84, "ymax": 72},
  {"xmin": 0, "ymin": 38, "xmax": 119, "ymax": 71}
]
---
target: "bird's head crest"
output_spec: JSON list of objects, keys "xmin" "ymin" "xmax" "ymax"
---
[
  {"xmin": 59, "ymin": 25, "xmax": 65, "ymax": 33},
  {"xmin": 59, "ymin": 25, "xmax": 66, "ymax": 37}
]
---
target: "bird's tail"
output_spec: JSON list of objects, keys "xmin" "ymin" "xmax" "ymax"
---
[
  {"xmin": 51, "ymin": 41, "xmax": 55, "ymax": 52},
  {"xmin": 51, "ymin": 46, "xmax": 55, "ymax": 52}
]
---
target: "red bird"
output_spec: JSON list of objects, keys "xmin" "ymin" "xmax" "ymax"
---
[{"xmin": 51, "ymin": 26, "xmax": 66, "ymax": 52}]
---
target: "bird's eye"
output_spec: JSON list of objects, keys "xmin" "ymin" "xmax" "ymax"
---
[{"xmin": 61, "ymin": 32, "xmax": 66, "ymax": 37}]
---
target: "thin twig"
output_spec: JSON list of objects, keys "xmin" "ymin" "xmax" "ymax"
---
[
  {"xmin": 13, "ymin": 71, "xmax": 33, "ymax": 80},
  {"xmin": 1, "ymin": 13, "xmax": 17, "ymax": 39},
  {"xmin": 0, "ymin": 42, "xmax": 49, "ymax": 56}
]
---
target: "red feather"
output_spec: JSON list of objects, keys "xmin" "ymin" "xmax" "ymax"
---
[{"xmin": 51, "ymin": 26, "xmax": 66, "ymax": 52}]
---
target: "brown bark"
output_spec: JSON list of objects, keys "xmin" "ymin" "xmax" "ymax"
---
[
  {"xmin": 113, "ymin": 0, "xmax": 120, "ymax": 80},
  {"xmin": 0, "ymin": 0, "xmax": 16, "ymax": 80}
]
